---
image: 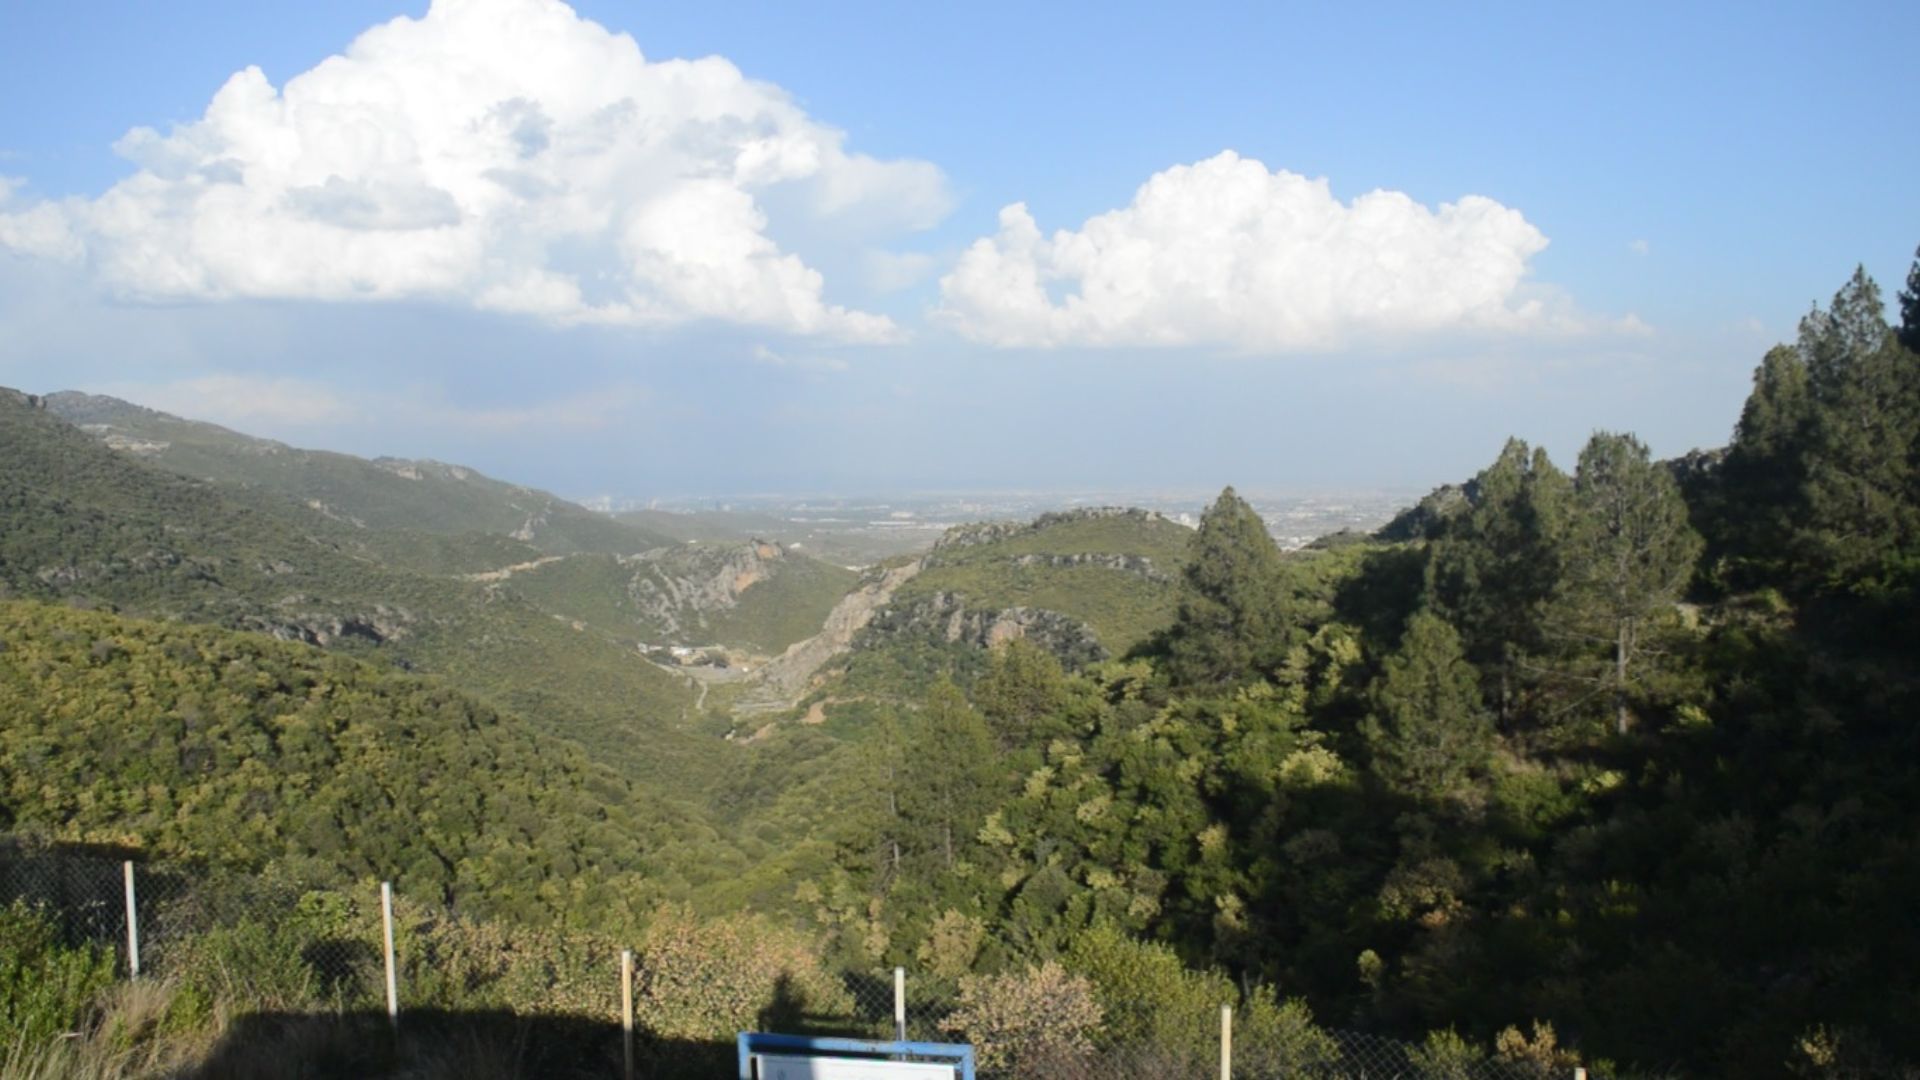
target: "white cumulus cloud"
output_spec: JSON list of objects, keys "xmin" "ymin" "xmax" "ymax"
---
[
  {"xmin": 936, "ymin": 151, "xmax": 1604, "ymax": 350},
  {"xmin": 0, "ymin": 0, "xmax": 947, "ymax": 342}
]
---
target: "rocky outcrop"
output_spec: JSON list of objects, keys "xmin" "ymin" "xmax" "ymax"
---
[
  {"xmin": 733, "ymin": 560, "xmax": 923, "ymax": 712},
  {"xmin": 240, "ymin": 602, "xmax": 416, "ymax": 648},
  {"xmin": 621, "ymin": 540, "xmax": 785, "ymax": 640},
  {"xmin": 1008, "ymin": 551, "xmax": 1170, "ymax": 582},
  {"xmin": 860, "ymin": 591, "xmax": 1108, "ymax": 669}
]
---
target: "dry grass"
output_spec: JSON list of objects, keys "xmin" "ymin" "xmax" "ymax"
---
[{"xmin": 0, "ymin": 978, "xmax": 633, "ymax": 1080}]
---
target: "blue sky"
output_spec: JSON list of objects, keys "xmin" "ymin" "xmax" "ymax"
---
[{"xmin": 1, "ymin": 0, "xmax": 1915, "ymax": 498}]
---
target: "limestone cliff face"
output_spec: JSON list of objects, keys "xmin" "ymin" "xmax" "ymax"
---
[
  {"xmin": 242, "ymin": 603, "xmax": 417, "ymax": 648},
  {"xmin": 735, "ymin": 560, "xmax": 923, "ymax": 711},
  {"xmin": 621, "ymin": 540, "xmax": 787, "ymax": 641},
  {"xmin": 859, "ymin": 590, "xmax": 1108, "ymax": 668}
]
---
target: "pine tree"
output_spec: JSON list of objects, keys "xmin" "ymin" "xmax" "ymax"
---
[
  {"xmin": 1163, "ymin": 486, "xmax": 1291, "ymax": 687},
  {"xmin": 975, "ymin": 638, "xmax": 1072, "ymax": 750},
  {"xmin": 899, "ymin": 679, "xmax": 1001, "ymax": 872},
  {"xmin": 1361, "ymin": 611, "xmax": 1493, "ymax": 800},
  {"xmin": 1554, "ymin": 432, "xmax": 1703, "ymax": 735},
  {"xmin": 1796, "ymin": 268, "xmax": 1920, "ymax": 590},
  {"xmin": 1897, "ymin": 244, "xmax": 1920, "ymax": 356},
  {"xmin": 1427, "ymin": 439, "xmax": 1571, "ymax": 722},
  {"xmin": 1714, "ymin": 345, "xmax": 1814, "ymax": 584}
]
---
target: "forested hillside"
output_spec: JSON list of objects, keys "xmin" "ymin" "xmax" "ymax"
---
[
  {"xmin": 811, "ymin": 509, "xmax": 1195, "ymax": 711},
  {"xmin": 42, "ymin": 392, "xmax": 674, "ymax": 560},
  {"xmin": 503, "ymin": 540, "xmax": 859, "ymax": 655},
  {"xmin": 0, "ymin": 389, "xmax": 710, "ymax": 795},
  {"xmin": 0, "ymin": 600, "xmax": 737, "ymax": 924},
  {"xmin": 730, "ymin": 260, "xmax": 1920, "ymax": 1074}
]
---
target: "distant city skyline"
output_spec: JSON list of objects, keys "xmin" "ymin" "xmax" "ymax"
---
[{"xmin": 3, "ymin": 0, "xmax": 1916, "ymax": 496}]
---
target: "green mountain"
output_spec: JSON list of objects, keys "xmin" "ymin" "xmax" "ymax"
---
[
  {"xmin": 42, "ymin": 391, "xmax": 674, "ymax": 563},
  {"xmin": 0, "ymin": 599, "xmax": 735, "ymax": 924},
  {"xmin": 882, "ymin": 507, "xmax": 1193, "ymax": 657},
  {"xmin": 0, "ymin": 389, "xmax": 705, "ymax": 796},
  {"xmin": 499, "ymin": 539, "xmax": 860, "ymax": 656},
  {"xmin": 784, "ymin": 508, "xmax": 1193, "ymax": 714},
  {"xmin": 614, "ymin": 506, "xmax": 945, "ymax": 567}
]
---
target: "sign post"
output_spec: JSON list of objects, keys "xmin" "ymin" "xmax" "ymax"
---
[
  {"xmin": 381, "ymin": 882, "xmax": 399, "ymax": 1032},
  {"xmin": 122, "ymin": 861, "xmax": 140, "ymax": 980}
]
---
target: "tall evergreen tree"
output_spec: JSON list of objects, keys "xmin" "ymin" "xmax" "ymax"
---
[
  {"xmin": 899, "ymin": 679, "xmax": 1001, "ymax": 871},
  {"xmin": 1898, "ymin": 244, "xmax": 1920, "ymax": 356},
  {"xmin": 1555, "ymin": 432, "xmax": 1703, "ymax": 735},
  {"xmin": 1795, "ymin": 268, "xmax": 1920, "ymax": 590},
  {"xmin": 1162, "ymin": 487, "xmax": 1291, "ymax": 687},
  {"xmin": 975, "ymin": 637, "xmax": 1073, "ymax": 750},
  {"xmin": 1361, "ymin": 611, "xmax": 1494, "ymax": 801},
  {"xmin": 1712, "ymin": 345, "xmax": 1814, "ymax": 584},
  {"xmin": 1427, "ymin": 438, "xmax": 1571, "ymax": 722}
]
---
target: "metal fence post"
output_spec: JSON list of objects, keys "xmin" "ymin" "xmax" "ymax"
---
[
  {"xmin": 122, "ymin": 861, "xmax": 140, "ymax": 979},
  {"xmin": 894, "ymin": 966, "xmax": 907, "ymax": 1041},
  {"xmin": 1219, "ymin": 1003, "xmax": 1232, "ymax": 1080},
  {"xmin": 381, "ymin": 881, "xmax": 399, "ymax": 1032},
  {"xmin": 622, "ymin": 948, "xmax": 635, "ymax": 1080}
]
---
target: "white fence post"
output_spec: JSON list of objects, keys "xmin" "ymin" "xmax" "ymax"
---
[
  {"xmin": 621, "ymin": 948, "xmax": 635, "ymax": 1080},
  {"xmin": 893, "ymin": 966, "xmax": 907, "ymax": 1042},
  {"xmin": 1574, "ymin": 1069, "xmax": 1588, "ymax": 1080},
  {"xmin": 381, "ymin": 881, "xmax": 399, "ymax": 1032},
  {"xmin": 1219, "ymin": 1003, "xmax": 1232, "ymax": 1080},
  {"xmin": 122, "ymin": 861, "xmax": 140, "ymax": 979}
]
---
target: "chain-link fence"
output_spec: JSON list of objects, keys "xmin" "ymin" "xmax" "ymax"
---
[{"xmin": 3, "ymin": 839, "xmax": 1623, "ymax": 1079}]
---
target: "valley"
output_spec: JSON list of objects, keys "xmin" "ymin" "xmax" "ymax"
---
[{"xmin": 5, "ymin": 254, "xmax": 1918, "ymax": 1080}]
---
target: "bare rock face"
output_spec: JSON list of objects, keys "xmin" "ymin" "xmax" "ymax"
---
[
  {"xmin": 243, "ymin": 601, "xmax": 417, "ymax": 648},
  {"xmin": 861, "ymin": 590, "xmax": 1107, "ymax": 669},
  {"xmin": 734, "ymin": 559, "xmax": 923, "ymax": 712},
  {"xmin": 620, "ymin": 539, "xmax": 787, "ymax": 640}
]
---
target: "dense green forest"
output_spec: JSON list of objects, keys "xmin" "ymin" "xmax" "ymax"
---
[
  {"xmin": 750, "ymin": 259, "xmax": 1920, "ymax": 1074},
  {"xmin": 0, "ymin": 388, "xmax": 721, "ymax": 794},
  {"xmin": 1, "ymin": 256, "xmax": 1916, "ymax": 1074},
  {"xmin": 0, "ymin": 599, "xmax": 739, "ymax": 924}
]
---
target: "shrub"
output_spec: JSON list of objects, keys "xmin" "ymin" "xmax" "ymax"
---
[
  {"xmin": 1409, "ymin": 1028, "xmax": 1488, "ymax": 1079},
  {"xmin": 1065, "ymin": 925, "xmax": 1226, "ymax": 1060},
  {"xmin": 941, "ymin": 961, "xmax": 1103, "ymax": 1073},
  {"xmin": 0, "ymin": 900, "xmax": 117, "ymax": 1052},
  {"xmin": 634, "ymin": 907, "xmax": 852, "ymax": 1041},
  {"xmin": 1235, "ymin": 985, "xmax": 1338, "ymax": 1076},
  {"xmin": 1494, "ymin": 1020, "xmax": 1582, "ymax": 1078}
]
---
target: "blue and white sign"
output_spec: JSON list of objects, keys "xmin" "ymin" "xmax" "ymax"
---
[
  {"xmin": 756, "ymin": 1053, "xmax": 957, "ymax": 1079},
  {"xmin": 737, "ymin": 1033, "xmax": 977, "ymax": 1080}
]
